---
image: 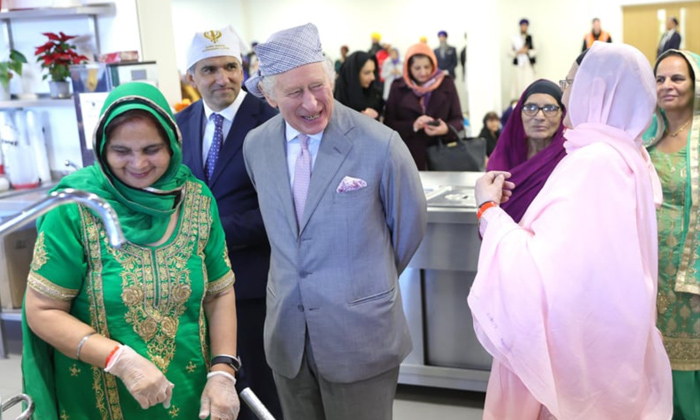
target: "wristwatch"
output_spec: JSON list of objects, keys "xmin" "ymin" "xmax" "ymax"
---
[{"xmin": 211, "ymin": 354, "xmax": 242, "ymax": 373}]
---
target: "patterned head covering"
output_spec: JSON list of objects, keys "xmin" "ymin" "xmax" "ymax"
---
[
  {"xmin": 245, "ymin": 23, "xmax": 326, "ymax": 97},
  {"xmin": 186, "ymin": 26, "xmax": 246, "ymax": 70}
]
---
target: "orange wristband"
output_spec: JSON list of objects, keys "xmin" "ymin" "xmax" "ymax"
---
[
  {"xmin": 105, "ymin": 345, "xmax": 120, "ymax": 368},
  {"xmin": 477, "ymin": 201, "xmax": 498, "ymax": 220}
]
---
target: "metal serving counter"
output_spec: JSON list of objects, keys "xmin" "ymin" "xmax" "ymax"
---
[{"xmin": 398, "ymin": 171, "xmax": 491, "ymax": 391}]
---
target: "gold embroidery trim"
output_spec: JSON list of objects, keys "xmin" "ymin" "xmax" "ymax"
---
[
  {"xmin": 79, "ymin": 206, "xmax": 124, "ymax": 420},
  {"xmin": 674, "ymin": 53, "xmax": 700, "ymax": 295},
  {"xmin": 27, "ymin": 271, "xmax": 78, "ymax": 301},
  {"xmin": 30, "ymin": 231, "xmax": 48, "ymax": 271},
  {"xmin": 664, "ymin": 336, "xmax": 700, "ymax": 371},
  {"xmin": 206, "ymin": 271, "xmax": 235, "ymax": 296}
]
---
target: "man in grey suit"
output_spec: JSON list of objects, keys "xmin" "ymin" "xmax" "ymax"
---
[{"xmin": 242, "ymin": 23, "xmax": 427, "ymax": 420}]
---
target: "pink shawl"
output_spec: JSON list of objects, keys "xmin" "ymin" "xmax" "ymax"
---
[{"xmin": 468, "ymin": 42, "xmax": 672, "ymax": 420}]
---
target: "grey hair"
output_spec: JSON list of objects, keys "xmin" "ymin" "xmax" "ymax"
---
[{"xmin": 259, "ymin": 59, "xmax": 335, "ymax": 100}]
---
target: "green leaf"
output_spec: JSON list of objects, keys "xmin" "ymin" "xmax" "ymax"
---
[{"xmin": 9, "ymin": 50, "xmax": 27, "ymax": 64}]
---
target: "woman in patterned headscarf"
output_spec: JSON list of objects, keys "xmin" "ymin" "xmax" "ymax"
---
[
  {"xmin": 22, "ymin": 82, "xmax": 240, "ymax": 420},
  {"xmin": 645, "ymin": 49, "xmax": 700, "ymax": 420}
]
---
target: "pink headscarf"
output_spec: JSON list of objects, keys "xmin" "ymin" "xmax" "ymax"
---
[{"xmin": 468, "ymin": 42, "xmax": 672, "ymax": 420}]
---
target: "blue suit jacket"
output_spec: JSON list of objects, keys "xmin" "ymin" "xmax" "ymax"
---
[{"xmin": 176, "ymin": 95, "xmax": 278, "ymax": 300}]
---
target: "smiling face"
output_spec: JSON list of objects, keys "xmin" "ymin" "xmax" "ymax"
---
[
  {"xmin": 265, "ymin": 62, "xmax": 335, "ymax": 135},
  {"xmin": 359, "ymin": 59, "xmax": 376, "ymax": 88},
  {"xmin": 656, "ymin": 55, "xmax": 694, "ymax": 113},
  {"xmin": 105, "ymin": 114, "xmax": 171, "ymax": 189},
  {"xmin": 409, "ymin": 55, "xmax": 434, "ymax": 85},
  {"xmin": 522, "ymin": 93, "xmax": 562, "ymax": 142},
  {"xmin": 187, "ymin": 55, "xmax": 243, "ymax": 112}
]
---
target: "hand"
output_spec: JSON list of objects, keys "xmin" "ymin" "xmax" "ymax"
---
[
  {"xmin": 424, "ymin": 119, "xmax": 449, "ymax": 137},
  {"xmin": 104, "ymin": 345, "xmax": 174, "ymax": 410},
  {"xmin": 362, "ymin": 108, "xmax": 379, "ymax": 119},
  {"xmin": 199, "ymin": 372, "xmax": 240, "ymax": 420},
  {"xmin": 475, "ymin": 171, "xmax": 515, "ymax": 206},
  {"xmin": 413, "ymin": 115, "xmax": 434, "ymax": 132}
]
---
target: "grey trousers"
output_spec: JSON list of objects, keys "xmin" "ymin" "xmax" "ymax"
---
[{"xmin": 272, "ymin": 338, "xmax": 400, "ymax": 420}]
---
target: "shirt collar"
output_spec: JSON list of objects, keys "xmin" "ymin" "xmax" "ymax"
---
[
  {"xmin": 203, "ymin": 89, "xmax": 247, "ymax": 122},
  {"xmin": 285, "ymin": 122, "xmax": 324, "ymax": 143}
]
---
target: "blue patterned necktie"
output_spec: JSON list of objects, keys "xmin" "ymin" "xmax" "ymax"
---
[{"xmin": 205, "ymin": 113, "xmax": 224, "ymax": 182}]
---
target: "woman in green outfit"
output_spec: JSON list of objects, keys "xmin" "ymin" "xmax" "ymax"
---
[
  {"xmin": 22, "ymin": 82, "xmax": 241, "ymax": 420},
  {"xmin": 646, "ymin": 49, "xmax": 700, "ymax": 419}
]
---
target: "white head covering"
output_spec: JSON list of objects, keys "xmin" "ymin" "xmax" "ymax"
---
[
  {"xmin": 244, "ymin": 23, "xmax": 325, "ymax": 97},
  {"xmin": 186, "ymin": 26, "xmax": 246, "ymax": 70}
]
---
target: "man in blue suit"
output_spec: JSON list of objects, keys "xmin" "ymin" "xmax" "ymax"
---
[
  {"xmin": 176, "ymin": 26, "xmax": 281, "ymax": 420},
  {"xmin": 657, "ymin": 17, "xmax": 682, "ymax": 57}
]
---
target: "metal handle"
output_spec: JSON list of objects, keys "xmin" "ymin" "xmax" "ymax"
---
[
  {"xmin": 1, "ymin": 393, "xmax": 34, "ymax": 420},
  {"xmin": 240, "ymin": 388, "xmax": 276, "ymax": 420}
]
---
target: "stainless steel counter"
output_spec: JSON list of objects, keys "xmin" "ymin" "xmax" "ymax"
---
[{"xmin": 398, "ymin": 171, "xmax": 491, "ymax": 391}]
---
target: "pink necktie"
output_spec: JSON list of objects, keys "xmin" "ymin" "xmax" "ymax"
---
[{"xmin": 293, "ymin": 134, "xmax": 311, "ymax": 225}]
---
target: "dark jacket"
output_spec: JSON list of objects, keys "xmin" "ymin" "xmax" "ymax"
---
[
  {"xmin": 657, "ymin": 31, "xmax": 681, "ymax": 57},
  {"xmin": 384, "ymin": 76, "xmax": 463, "ymax": 170},
  {"xmin": 434, "ymin": 45, "xmax": 458, "ymax": 79},
  {"xmin": 513, "ymin": 35, "xmax": 536, "ymax": 66},
  {"xmin": 479, "ymin": 127, "xmax": 501, "ymax": 157},
  {"xmin": 176, "ymin": 95, "xmax": 278, "ymax": 300}
]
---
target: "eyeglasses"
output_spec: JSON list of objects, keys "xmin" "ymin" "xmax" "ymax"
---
[
  {"xmin": 522, "ymin": 103, "xmax": 561, "ymax": 117},
  {"xmin": 559, "ymin": 79, "xmax": 574, "ymax": 90}
]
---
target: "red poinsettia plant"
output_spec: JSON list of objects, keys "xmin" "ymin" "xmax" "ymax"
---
[{"xmin": 35, "ymin": 32, "xmax": 89, "ymax": 82}]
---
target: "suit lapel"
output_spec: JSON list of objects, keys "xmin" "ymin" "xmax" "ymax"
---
[
  {"xmin": 266, "ymin": 119, "xmax": 298, "ymax": 235},
  {"xmin": 299, "ymin": 104, "xmax": 353, "ymax": 233},
  {"xmin": 185, "ymin": 102, "xmax": 206, "ymax": 180}
]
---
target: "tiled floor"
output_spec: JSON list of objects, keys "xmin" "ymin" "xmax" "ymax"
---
[{"xmin": 0, "ymin": 320, "xmax": 485, "ymax": 419}]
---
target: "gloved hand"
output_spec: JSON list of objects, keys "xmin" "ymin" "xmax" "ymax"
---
[
  {"xmin": 199, "ymin": 371, "xmax": 240, "ymax": 420},
  {"xmin": 104, "ymin": 345, "xmax": 174, "ymax": 410}
]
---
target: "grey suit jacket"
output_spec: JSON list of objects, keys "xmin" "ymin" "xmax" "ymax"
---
[{"xmin": 243, "ymin": 101, "xmax": 427, "ymax": 383}]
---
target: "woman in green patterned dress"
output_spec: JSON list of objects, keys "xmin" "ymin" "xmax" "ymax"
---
[
  {"xmin": 22, "ymin": 82, "xmax": 241, "ymax": 419},
  {"xmin": 646, "ymin": 50, "xmax": 700, "ymax": 419}
]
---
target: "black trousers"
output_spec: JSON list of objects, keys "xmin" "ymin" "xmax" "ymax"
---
[{"xmin": 236, "ymin": 298, "xmax": 283, "ymax": 420}]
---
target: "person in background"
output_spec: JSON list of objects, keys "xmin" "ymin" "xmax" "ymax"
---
[
  {"xmin": 486, "ymin": 79, "xmax": 566, "ymax": 222},
  {"xmin": 22, "ymin": 82, "xmax": 241, "ymax": 420},
  {"xmin": 500, "ymin": 99, "xmax": 518, "ymax": 128},
  {"xmin": 434, "ymin": 30, "xmax": 458, "ymax": 79},
  {"xmin": 384, "ymin": 42, "xmax": 463, "ymax": 170},
  {"xmin": 460, "ymin": 32, "xmax": 467, "ymax": 81},
  {"xmin": 334, "ymin": 51, "xmax": 383, "ymax": 119},
  {"xmin": 470, "ymin": 41, "xmax": 673, "ymax": 420},
  {"xmin": 644, "ymin": 49, "xmax": 700, "ymax": 420},
  {"xmin": 479, "ymin": 111, "xmax": 501, "ymax": 158},
  {"xmin": 334, "ymin": 45, "xmax": 349, "ymax": 74},
  {"xmin": 177, "ymin": 26, "xmax": 282, "ymax": 420},
  {"xmin": 381, "ymin": 47, "xmax": 402, "ymax": 101},
  {"xmin": 582, "ymin": 18, "xmax": 612, "ymax": 52},
  {"xmin": 243, "ymin": 22, "xmax": 426, "ymax": 420},
  {"xmin": 368, "ymin": 32, "xmax": 382, "ymax": 57},
  {"xmin": 510, "ymin": 18, "xmax": 536, "ymax": 99},
  {"xmin": 375, "ymin": 42, "xmax": 391, "ymax": 93},
  {"xmin": 658, "ymin": 17, "xmax": 682, "ymax": 57}
]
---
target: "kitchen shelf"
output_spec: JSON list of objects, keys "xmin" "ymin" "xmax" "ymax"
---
[
  {"xmin": 0, "ymin": 3, "xmax": 115, "ymax": 19},
  {"xmin": 0, "ymin": 97, "xmax": 73, "ymax": 109}
]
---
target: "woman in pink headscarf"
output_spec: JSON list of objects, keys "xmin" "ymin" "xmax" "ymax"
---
[{"xmin": 469, "ymin": 42, "xmax": 673, "ymax": 419}]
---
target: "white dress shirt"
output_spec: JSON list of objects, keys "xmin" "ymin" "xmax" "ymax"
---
[
  {"xmin": 201, "ymin": 90, "xmax": 247, "ymax": 165},
  {"xmin": 285, "ymin": 123, "xmax": 323, "ymax": 187}
]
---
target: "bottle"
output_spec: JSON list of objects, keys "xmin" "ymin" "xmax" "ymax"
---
[
  {"xmin": 25, "ymin": 110, "xmax": 51, "ymax": 183},
  {"xmin": 2, "ymin": 111, "xmax": 39, "ymax": 190}
]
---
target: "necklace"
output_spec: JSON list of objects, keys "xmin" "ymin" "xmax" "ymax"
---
[{"xmin": 667, "ymin": 119, "xmax": 692, "ymax": 137}]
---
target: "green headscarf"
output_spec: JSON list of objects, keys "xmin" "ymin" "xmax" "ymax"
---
[{"xmin": 51, "ymin": 82, "xmax": 193, "ymax": 245}]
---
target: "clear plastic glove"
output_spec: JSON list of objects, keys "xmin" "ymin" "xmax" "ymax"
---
[
  {"xmin": 104, "ymin": 345, "xmax": 174, "ymax": 410},
  {"xmin": 199, "ymin": 371, "xmax": 240, "ymax": 420}
]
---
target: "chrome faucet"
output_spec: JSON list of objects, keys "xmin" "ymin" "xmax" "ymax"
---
[{"xmin": 0, "ymin": 188, "xmax": 125, "ymax": 247}]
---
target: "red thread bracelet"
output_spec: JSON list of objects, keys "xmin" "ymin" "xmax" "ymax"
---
[
  {"xmin": 105, "ymin": 345, "xmax": 120, "ymax": 368},
  {"xmin": 477, "ymin": 201, "xmax": 498, "ymax": 220}
]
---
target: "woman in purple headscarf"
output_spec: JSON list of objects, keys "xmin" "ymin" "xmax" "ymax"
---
[{"xmin": 486, "ymin": 79, "xmax": 567, "ymax": 222}]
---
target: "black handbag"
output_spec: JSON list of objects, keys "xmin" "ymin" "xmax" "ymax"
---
[{"xmin": 426, "ymin": 124, "xmax": 486, "ymax": 171}]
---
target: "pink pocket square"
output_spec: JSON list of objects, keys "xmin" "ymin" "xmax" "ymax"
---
[{"xmin": 336, "ymin": 176, "xmax": 367, "ymax": 193}]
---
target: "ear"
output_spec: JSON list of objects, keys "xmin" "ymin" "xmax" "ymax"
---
[
  {"xmin": 186, "ymin": 70, "xmax": 197, "ymax": 88},
  {"xmin": 261, "ymin": 88, "xmax": 278, "ymax": 109}
]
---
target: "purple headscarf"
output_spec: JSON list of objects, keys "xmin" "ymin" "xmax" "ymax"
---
[{"xmin": 486, "ymin": 79, "xmax": 567, "ymax": 222}]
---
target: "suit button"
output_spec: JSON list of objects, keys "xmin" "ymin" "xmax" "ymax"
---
[
  {"xmin": 297, "ymin": 305, "xmax": 304, "ymax": 312},
  {"xmin": 300, "ymin": 271, "xmax": 309, "ymax": 278}
]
